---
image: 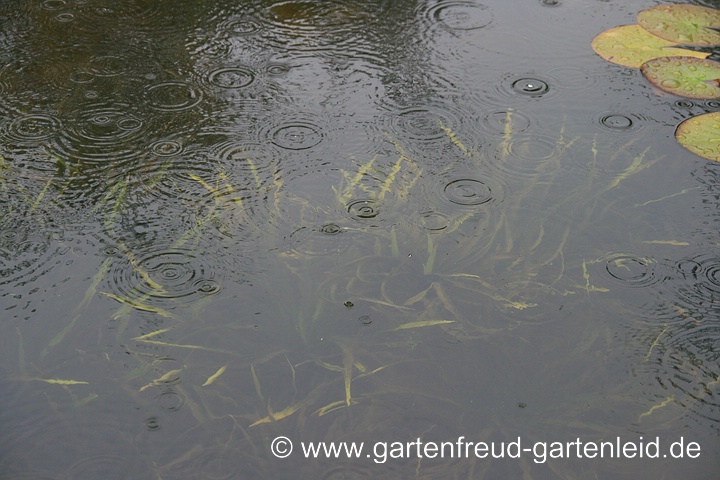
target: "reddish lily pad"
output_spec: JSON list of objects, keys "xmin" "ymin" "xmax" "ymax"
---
[
  {"xmin": 640, "ymin": 56, "xmax": 720, "ymax": 99},
  {"xmin": 676, "ymin": 112, "xmax": 720, "ymax": 162},
  {"xmin": 638, "ymin": 4, "xmax": 720, "ymax": 47},
  {"xmin": 591, "ymin": 25, "xmax": 708, "ymax": 68}
]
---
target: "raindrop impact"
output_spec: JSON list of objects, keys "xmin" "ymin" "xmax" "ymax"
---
[
  {"xmin": 146, "ymin": 82, "xmax": 203, "ymax": 112},
  {"xmin": 266, "ymin": 63, "xmax": 291, "ymax": 76},
  {"xmin": 226, "ymin": 19, "xmax": 262, "ymax": 35},
  {"xmin": 208, "ymin": 67, "xmax": 255, "ymax": 89},
  {"xmin": 55, "ymin": 12, "xmax": 74, "ymax": 22},
  {"xmin": 196, "ymin": 279, "xmax": 221, "ymax": 295},
  {"xmin": 0, "ymin": 226, "xmax": 62, "ymax": 287},
  {"xmin": 75, "ymin": 105, "xmax": 143, "ymax": 143},
  {"xmin": 481, "ymin": 110, "xmax": 532, "ymax": 135},
  {"xmin": 51, "ymin": 103, "xmax": 146, "ymax": 164},
  {"xmin": 347, "ymin": 199, "xmax": 380, "ymax": 221},
  {"xmin": 675, "ymin": 254, "xmax": 720, "ymax": 311},
  {"xmin": 282, "ymin": 223, "xmax": 354, "ymax": 256},
  {"xmin": 417, "ymin": 211, "xmax": 449, "ymax": 231},
  {"xmin": 674, "ymin": 100, "xmax": 695, "ymax": 109},
  {"xmin": 442, "ymin": 178, "xmax": 494, "ymax": 206},
  {"xmin": 145, "ymin": 417, "xmax": 161, "ymax": 431},
  {"xmin": 511, "ymin": 77, "xmax": 550, "ymax": 96},
  {"xmin": 270, "ymin": 121, "xmax": 323, "ymax": 150},
  {"xmin": 429, "ymin": 2, "xmax": 493, "ymax": 31},
  {"xmin": 42, "ymin": 0, "xmax": 66, "ymax": 9},
  {"xmin": 109, "ymin": 247, "xmax": 216, "ymax": 309},
  {"xmin": 155, "ymin": 390, "xmax": 186, "ymax": 412},
  {"xmin": 267, "ymin": 0, "xmax": 356, "ymax": 29},
  {"xmin": 387, "ymin": 107, "xmax": 457, "ymax": 141},
  {"xmin": 599, "ymin": 114, "xmax": 634, "ymax": 130},
  {"xmin": 150, "ymin": 139, "xmax": 183, "ymax": 157},
  {"xmin": 320, "ymin": 223, "xmax": 342, "ymax": 235},
  {"xmin": 604, "ymin": 254, "xmax": 660, "ymax": 288},
  {"xmin": 4, "ymin": 114, "xmax": 62, "ymax": 144},
  {"xmin": 492, "ymin": 133, "xmax": 563, "ymax": 180}
]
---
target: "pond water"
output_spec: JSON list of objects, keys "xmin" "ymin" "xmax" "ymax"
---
[{"xmin": 1, "ymin": 0, "xmax": 719, "ymax": 478}]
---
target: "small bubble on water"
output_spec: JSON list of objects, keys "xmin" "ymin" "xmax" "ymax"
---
[{"xmin": 511, "ymin": 77, "xmax": 549, "ymax": 96}]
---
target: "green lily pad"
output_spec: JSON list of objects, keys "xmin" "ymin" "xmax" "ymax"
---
[
  {"xmin": 640, "ymin": 56, "xmax": 720, "ymax": 99},
  {"xmin": 638, "ymin": 4, "xmax": 720, "ymax": 47},
  {"xmin": 591, "ymin": 24, "xmax": 708, "ymax": 68},
  {"xmin": 675, "ymin": 112, "xmax": 720, "ymax": 162}
]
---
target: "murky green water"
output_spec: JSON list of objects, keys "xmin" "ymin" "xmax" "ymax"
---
[{"xmin": 1, "ymin": 0, "xmax": 719, "ymax": 478}]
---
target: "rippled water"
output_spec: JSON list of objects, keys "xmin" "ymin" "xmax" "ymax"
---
[{"xmin": 1, "ymin": 0, "xmax": 719, "ymax": 479}]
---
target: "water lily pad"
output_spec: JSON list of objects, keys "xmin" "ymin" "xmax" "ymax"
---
[
  {"xmin": 591, "ymin": 25, "xmax": 708, "ymax": 68},
  {"xmin": 676, "ymin": 112, "xmax": 720, "ymax": 162},
  {"xmin": 638, "ymin": 4, "xmax": 720, "ymax": 47},
  {"xmin": 640, "ymin": 56, "xmax": 720, "ymax": 99}
]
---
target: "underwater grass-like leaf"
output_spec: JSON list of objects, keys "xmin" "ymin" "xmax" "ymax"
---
[
  {"xmin": 30, "ymin": 377, "xmax": 89, "ymax": 385},
  {"xmin": 135, "ymin": 338, "xmax": 234, "ymax": 354},
  {"xmin": 42, "ymin": 258, "xmax": 113, "ymax": 357},
  {"xmin": 342, "ymin": 345, "xmax": 353, "ymax": 406},
  {"xmin": 439, "ymin": 120, "xmax": 468, "ymax": 154},
  {"xmin": 393, "ymin": 320, "xmax": 455, "ymax": 330},
  {"xmin": 139, "ymin": 369, "xmax": 182, "ymax": 392},
  {"xmin": 101, "ymin": 291, "xmax": 174, "ymax": 318},
  {"xmin": 641, "ymin": 56, "xmax": 720, "ymax": 99},
  {"xmin": 591, "ymin": 25, "xmax": 708, "ymax": 68},
  {"xmin": 131, "ymin": 327, "xmax": 174, "ymax": 340},
  {"xmin": 675, "ymin": 111, "xmax": 720, "ymax": 162},
  {"xmin": 604, "ymin": 146, "xmax": 658, "ymax": 191},
  {"xmin": 250, "ymin": 401, "xmax": 304, "ymax": 427},
  {"xmin": 638, "ymin": 395, "xmax": 675, "ymax": 422},
  {"xmin": 315, "ymin": 399, "xmax": 349, "ymax": 417},
  {"xmin": 638, "ymin": 4, "xmax": 720, "ymax": 47},
  {"xmin": 201, "ymin": 365, "xmax": 227, "ymax": 386}
]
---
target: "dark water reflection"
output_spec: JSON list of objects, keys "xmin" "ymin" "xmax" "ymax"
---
[{"xmin": 1, "ymin": 0, "xmax": 720, "ymax": 478}]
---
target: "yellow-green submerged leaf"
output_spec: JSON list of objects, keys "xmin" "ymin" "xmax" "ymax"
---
[
  {"xmin": 101, "ymin": 291, "xmax": 174, "ymax": 318},
  {"xmin": 315, "ymin": 399, "xmax": 349, "ymax": 417},
  {"xmin": 591, "ymin": 25, "xmax": 708, "ymax": 68},
  {"xmin": 641, "ymin": 240, "xmax": 690, "ymax": 246},
  {"xmin": 132, "ymin": 327, "xmax": 174, "ymax": 340},
  {"xmin": 139, "ymin": 369, "xmax": 182, "ymax": 392},
  {"xmin": 676, "ymin": 111, "xmax": 720, "ymax": 162},
  {"xmin": 32, "ymin": 377, "xmax": 89, "ymax": 385},
  {"xmin": 641, "ymin": 56, "xmax": 720, "ymax": 99},
  {"xmin": 201, "ymin": 365, "xmax": 227, "ymax": 386},
  {"xmin": 638, "ymin": 4, "xmax": 720, "ymax": 47},
  {"xmin": 638, "ymin": 395, "xmax": 675, "ymax": 421},
  {"xmin": 393, "ymin": 320, "xmax": 455, "ymax": 330},
  {"xmin": 250, "ymin": 401, "xmax": 303, "ymax": 427},
  {"xmin": 74, "ymin": 393, "xmax": 99, "ymax": 407}
]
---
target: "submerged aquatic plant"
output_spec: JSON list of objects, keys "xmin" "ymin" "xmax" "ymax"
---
[{"xmin": 592, "ymin": 3, "xmax": 720, "ymax": 162}]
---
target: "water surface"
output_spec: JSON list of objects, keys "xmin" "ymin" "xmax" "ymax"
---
[{"xmin": 1, "ymin": 0, "xmax": 719, "ymax": 478}]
